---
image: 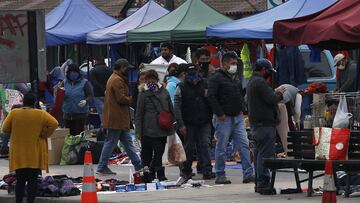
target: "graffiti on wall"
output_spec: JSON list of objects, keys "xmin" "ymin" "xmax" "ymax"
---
[{"xmin": 0, "ymin": 11, "xmax": 30, "ymax": 83}]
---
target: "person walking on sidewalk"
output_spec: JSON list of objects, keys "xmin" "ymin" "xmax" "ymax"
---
[
  {"xmin": 208, "ymin": 52, "xmax": 254, "ymax": 185},
  {"xmin": 174, "ymin": 66, "xmax": 214, "ymax": 181},
  {"xmin": 97, "ymin": 59, "xmax": 142, "ymax": 175},
  {"xmin": 166, "ymin": 64, "xmax": 187, "ymax": 104},
  {"xmin": 135, "ymin": 70, "xmax": 174, "ymax": 182},
  {"xmin": 2, "ymin": 93, "xmax": 58, "ymax": 203},
  {"xmin": 247, "ymin": 59, "xmax": 284, "ymax": 195}
]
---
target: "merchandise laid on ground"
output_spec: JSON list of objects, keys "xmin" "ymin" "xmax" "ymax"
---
[{"xmin": 0, "ymin": 170, "xmax": 215, "ymax": 197}]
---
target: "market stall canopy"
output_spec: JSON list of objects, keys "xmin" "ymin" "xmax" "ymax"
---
[
  {"xmin": 46, "ymin": 0, "xmax": 118, "ymax": 46},
  {"xmin": 274, "ymin": 0, "xmax": 360, "ymax": 50},
  {"xmin": 86, "ymin": 0, "xmax": 169, "ymax": 45},
  {"xmin": 127, "ymin": 0, "xmax": 231, "ymax": 42},
  {"xmin": 206, "ymin": 0, "xmax": 336, "ymax": 40}
]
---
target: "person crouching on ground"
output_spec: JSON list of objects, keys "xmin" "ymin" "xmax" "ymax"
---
[
  {"xmin": 135, "ymin": 70, "xmax": 175, "ymax": 182},
  {"xmin": 2, "ymin": 93, "xmax": 58, "ymax": 203}
]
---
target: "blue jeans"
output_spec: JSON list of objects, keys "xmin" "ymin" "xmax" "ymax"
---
[
  {"xmin": 93, "ymin": 97, "xmax": 104, "ymax": 125},
  {"xmin": 181, "ymin": 124, "xmax": 213, "ymax": 177},
  {"xmin": 213, "ymin": 115, "xmax": 253, "ymax": 178},
  {"xmin": 252, "ymin": 126, "xmax": 276, "ymax": 188},
  {"xmin": 97, "ymin": 129, "xmax": 142, "ymax": 171}
]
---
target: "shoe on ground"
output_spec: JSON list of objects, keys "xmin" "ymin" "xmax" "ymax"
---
[
  {"xmin": 203, "ymin": 172, "xmax": 216, "ymax": 180},
  {"xmin": 255, "ymin": 186, "xmax": 276, "ymax": 195},
  {"xmin": 191, "ymin": 172, "xmax": 196, "ymax": 177},
  {"xmin": 243, "ymin": 175, "xmax": 255, "ymax": 183},
  {"xmin": 176, "ymin": 176, "xmax": 189, "ymax": 185},
  {"xmin": 215, "ymin": 176, "xmax": 231, "ymax": 184},
  {"xmin": 158, "ymin": 176, "xmax": 168, "ymax": 181},
  {"xmin": 96, "ymin": 168, "xmax": 116, "ymax": 175}
]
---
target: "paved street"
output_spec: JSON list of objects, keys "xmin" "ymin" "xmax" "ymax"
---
[{"xmin": 0, "ymin": 159, "xmax": 359, "ymax": 203}]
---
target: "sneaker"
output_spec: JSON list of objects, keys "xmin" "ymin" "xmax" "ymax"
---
[
  {"xmin": 203, "ymin": 172, "xmax": 216, "ymax": 180},
  {"xmin": 242, "ymin": 175, "xmax": 255, "ymax": 183},
  {"xmin": 96, "ymin": 168, "xmax": 116, "ymax": 175},
  {"xmin": 215, "ymin": 176, "xmax": 231, "ymax": 184}
]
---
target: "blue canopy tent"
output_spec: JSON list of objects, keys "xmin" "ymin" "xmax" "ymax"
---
[
  {"xmin": 46, "ymin": 0, "xmax": 118, "ymax": 46},
  {"xmin": 206, "ymin": 0, "xmax": 336, "ymax": 39},
  {"xmin": 86, "ymin": 0, "xmax": 169, "ymax": 45}
]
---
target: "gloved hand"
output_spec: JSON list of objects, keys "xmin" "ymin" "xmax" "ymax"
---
[{"xmin": 78, "ymin": 100, "xmax": 87, "ymax": 108}]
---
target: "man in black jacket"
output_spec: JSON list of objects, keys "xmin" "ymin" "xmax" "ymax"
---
[
  {"xmin": 174, "ymin": 66, "xmax": 214, "ymax": 180},
  {"xmin": 208, "ymin": 52, "xmax": 254, "ymax": 184},
  {"xmin": 247, "ymin": 58, "xmax": 284, "ymax": 195},
  {"xmin": 89, "ymin": 57, "xmax": 112, "ymax": 125}
]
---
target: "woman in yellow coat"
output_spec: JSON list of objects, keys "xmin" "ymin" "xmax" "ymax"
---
[{"xmin": 2, "ymin": 93, "xmax": 58, "ymax": 203}]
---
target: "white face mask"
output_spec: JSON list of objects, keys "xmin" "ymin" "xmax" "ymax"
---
[
  {"xmin": 337, "ymin": 65, "xmax": 345, "ymax": 70},
  {"xmin": 228, "ymin": 65, "xmax": 237, "ymax": 74}
]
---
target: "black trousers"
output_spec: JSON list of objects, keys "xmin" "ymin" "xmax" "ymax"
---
[
  {"xmin": 65, "ymin": 118, "xmax": 86, "ymax": 136},
  {"xmin": 141, "ymin": 136, "xmax": 167, "ymax": 170},
  {"xmin": 15, "ymin": 168, "xmax": 40, "ymax": 203}
]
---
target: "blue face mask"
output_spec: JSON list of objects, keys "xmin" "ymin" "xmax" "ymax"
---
[
  {"xmin": 69, "ymin": 71, "xmax": 79, "ymax": 81},
  {"xmin": 185, "ymin": 73, "xmax": 200, "ymax": 82}
]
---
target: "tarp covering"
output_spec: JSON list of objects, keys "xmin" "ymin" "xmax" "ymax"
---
[
  {"xmin": 206, "ymin": 0, "xmax": 336, "ymax": 40},
  {"xmin": 127, "ymin": 0, "xmax": 231, "ymax": 42},
  {"xmin": 86, "ymin": 0, "xmax": 168, "ymax": 45},
  {"xmin": 46, "ymin": 0, "xmax": 118, "ymax": 46},
  {"xmin": 274, "ymin": 0, "xmax": 360, "ymax": 50}
]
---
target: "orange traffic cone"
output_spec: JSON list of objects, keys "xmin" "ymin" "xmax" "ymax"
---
[
  {"xmin": 322, "ymin": 161, "xmax": 337, "ymax": 203},
  {"xmin": 81, "ymin": 151, "xmax": 98, "ymax": 203}
]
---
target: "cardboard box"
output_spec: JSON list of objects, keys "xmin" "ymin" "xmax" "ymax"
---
[{"xmin": 48, "ymin": 128, "xmax": 69, "ymax": 165}]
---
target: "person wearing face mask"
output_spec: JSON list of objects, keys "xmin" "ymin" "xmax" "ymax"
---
[
  {"xmin": 135, "ymin": 70, "xmax": 174, "ymax": 182},
  {"xmin": 166, "ymin": 64, "xmax": 187, "ymax": 104},
  {"xmin": 60, "ymin": 64, "xmax": 93, "ymax": 136},
  {"xmin": 247, "ymin": 58, "xmax": 285, "ymax": 195},
  {"xmin": 208, "ymin": 52, "xmax": 254, "ymax": 185},
  {"xmin": 97, "ymin": 59, "xmax": 142, "ymax": 175},
  {"xmin": 150, "ymin": 42, "xmax": 187, "ymax": 65},
  {"xmin": 194, "ymin": 48, "xmax": 216, "ymax": 78},
  {"xmin": 174, "ymin": 66, "xmax": 214, "ymax": 181},
  {"xmin": 333, "ymin": 53, "xmax": 357, "ymax": 92}
]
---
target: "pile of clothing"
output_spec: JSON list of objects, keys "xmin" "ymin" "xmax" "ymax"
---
[{"xmin": 0, "ymin": 174, "xmax": 80, "ymax": 197}]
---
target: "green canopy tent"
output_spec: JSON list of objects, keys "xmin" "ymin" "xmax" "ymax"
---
[{"xmin": 127, "ymin": 0, "xmax": 231, "ymax": 42}]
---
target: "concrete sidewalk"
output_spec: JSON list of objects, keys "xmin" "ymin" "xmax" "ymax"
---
[{"xmin": 0, "ymin": 159, "xmax": 359, "ymax": 203}]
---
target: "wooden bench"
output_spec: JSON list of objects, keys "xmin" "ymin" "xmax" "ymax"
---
[{"xmin": 264, "ymin": 130, "xmax": 360, "ymax": 197}]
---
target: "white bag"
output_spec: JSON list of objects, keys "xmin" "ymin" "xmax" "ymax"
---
[
  {"xmin": 167, "ymin": 133, "xmax": 186, "ymax": 165},
  {"xmin": 332, "ymin": 95, "xmax": 352, "ymax": 128}
]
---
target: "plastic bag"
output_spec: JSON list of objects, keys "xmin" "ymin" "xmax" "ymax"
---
[
  {"xmin": 332, "ymin": 95, "xmax": 352, "ymax": 128},
  {"xmin": 167, "ymin": 133, "xmax": 186, "ymax": 165},
  {"xmin": 60, "ymin": 134, "xmax": 85, "ymax": 165}
]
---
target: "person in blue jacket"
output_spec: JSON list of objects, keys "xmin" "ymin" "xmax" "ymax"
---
[
  {"xmin": 166, "ymin": 64, "xmax": 187, "ymax": 104},
  {"xmin": 61, "ymin": 64, "xmax": 93, "ymax": 136}
]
